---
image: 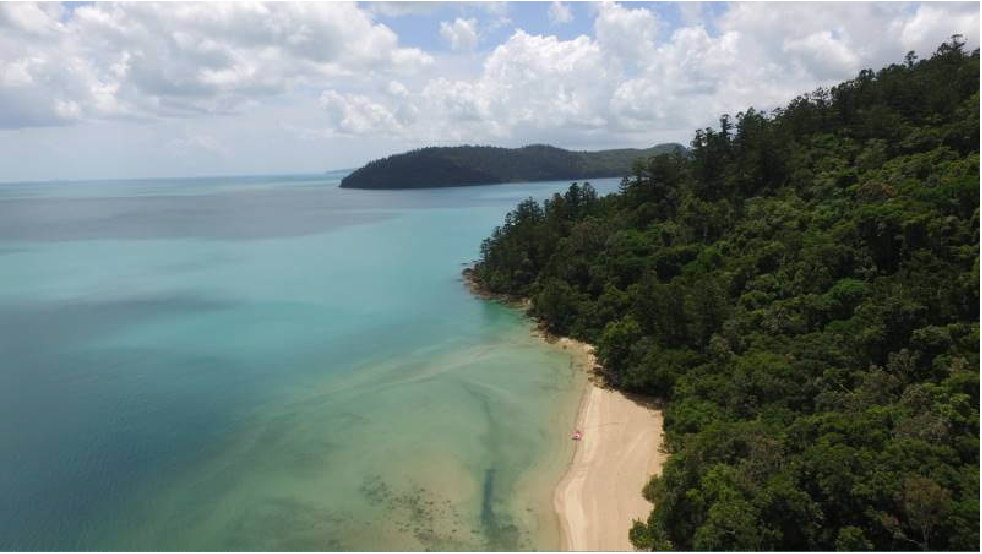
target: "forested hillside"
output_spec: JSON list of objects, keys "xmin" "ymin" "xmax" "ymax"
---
[
  {"xmin": 339, "ymin": 143, "xmax": 682, "ymax": 189},
  {"xmin": 472, "ymin": 37, "xmax": 979, "ymax": 551}
]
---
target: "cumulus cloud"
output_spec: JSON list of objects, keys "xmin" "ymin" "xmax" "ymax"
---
[
  {"xmin": 440, "ymin": 17, "xmax": 480, "ymax": 51},
  {"xmin": 0, "ymin": 2, "xmax": 431, "ymax": 128},
  {"xmin": 316, "ymin": 1, "xmax": 979, "ymax": 149},
  {"xmin": 318, "ymin": 27, "xmax": 611, "ymax": 144},
  {"xmin": 548, "ymin": 1, "xmax": 573, "ymax": 25},
  {"xmin": 783, "ymin": 31, "xmax": 862, "ymax": 80},
  {"xmin": 419, "ymin": 30, "xmax": 610, "ymax": 140},
  {"xmin": 320, "ymin": 89, "xmax": 407, "ymax": 136},
  {"xmin": 594, "ymin": 1, "xmax": 660, "ymax": 61},
  {"xmin": 387, "ymin": 81, "xmax": 410, "ymax": 98},
  {"xmin": 900, "ymin": 2, "xmax": 981, "ymax": 55},
  {"xmin": 476, "ymin": 2, "xmax": 510, "ymax": 17},
  {"xmin": 2, "ymin": 0, "xmax": 979, "ymax": 156}
]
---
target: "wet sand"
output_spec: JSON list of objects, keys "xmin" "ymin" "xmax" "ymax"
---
[{"xmin": 552, "ymin": 339, "xmax": 666, "ymax": 551}]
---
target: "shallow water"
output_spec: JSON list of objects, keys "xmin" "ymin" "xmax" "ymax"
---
[{"xmin": 0, "ymin": 172, "xmax": 618, "ymax": 550}]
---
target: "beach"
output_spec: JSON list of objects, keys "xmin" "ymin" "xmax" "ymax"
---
[{"xmin": 552, "ymin": 339, "xmax": 666, "ymax": 552}]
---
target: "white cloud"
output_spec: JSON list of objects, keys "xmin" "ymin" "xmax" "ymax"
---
[
  {"xmin": 0, "ymin": 2, "xmax": 65, "ymax": 35},
  {"xmin": 598, "ymin": 1, "xmax": 979, "ymax": 136},
  {"xmin": 2, "ymin": 1, "xmax": 981, "ymax": 181},
  {"xmin": 548, "ymin": 1, "xmax": 573, "ymax": 26},
  {"xmin": 783, "ymin": 31, "xmax": 862, "ymax": 79},
  {"xmin": 366, "ymin": 1, "xmax": 510, "ymax": 19},
  {"xmin": 0, "ymin": 2, "xmax": 431, "ymax": 128},
  {"xmin": 320, "ymin": 89, "xmax": 407, "ymax": 136},
  {"xmin": 319, "ymin": 1, "xmax": 979, "ymax": 150},
  {"xmin": 594, "ymin": 1, "xmax": 660, "ymax": 60},
  {"xmin": 387, "ymin": 81, "xmax": 410, "ymax": 98},
  {"xmin": 480, "ymin": 31, "xmax": 609, "ymax": 130},
  {"xmin": 900, "ymin": 3, "xmax": 980, "ymax": 55},
  {"xmin": 440, "ymin": 17, "xmax": 479, "ymax": 51},
  {"xmin": 475, "ymin": 2, "xmax": 510, "ymax": 17}
]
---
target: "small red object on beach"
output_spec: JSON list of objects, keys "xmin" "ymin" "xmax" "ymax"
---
[{"xmin": 571, "ymin": 430, "xmax": 583, "ymax": 441}]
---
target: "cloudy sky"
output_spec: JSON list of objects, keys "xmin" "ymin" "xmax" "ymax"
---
[{"xmin": 0, "ymin": 1, "xmax": 978, "ymax": 181}]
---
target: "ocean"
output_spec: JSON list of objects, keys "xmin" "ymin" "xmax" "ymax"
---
[{"xmin": 0, "ymin": 172, "xmax": 620, "ymax": 550}]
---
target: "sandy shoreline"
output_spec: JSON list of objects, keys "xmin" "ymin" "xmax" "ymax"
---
[
  {"xmin": 551, "ymin": 338, "xmax": 666, "ymax": 552},
  {"xmin": 462, "ymin": 269, "xmax": 666, "ymax": 551}
]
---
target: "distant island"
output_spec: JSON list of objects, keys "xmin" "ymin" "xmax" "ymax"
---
[{"xmin": 339, "ymin": 143, "xmax": 684, "ymax": 189}]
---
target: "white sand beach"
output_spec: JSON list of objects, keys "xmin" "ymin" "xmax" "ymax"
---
[{"xmin": 553, "ymin": 339, "xmax": 666, "ymax": 551}]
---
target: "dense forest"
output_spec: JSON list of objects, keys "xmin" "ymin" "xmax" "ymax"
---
[
  {"xmin": 471, "ymin": 37, "xmax": 979, "ymax": 551},
  {"xmin": 339, "ymin": 143, "xmax": 682, "ymax": 189}
]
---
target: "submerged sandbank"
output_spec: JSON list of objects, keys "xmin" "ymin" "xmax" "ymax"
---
[{"xmin": 463, "ymin": 268, "xmax": 666, "ymax": 551}]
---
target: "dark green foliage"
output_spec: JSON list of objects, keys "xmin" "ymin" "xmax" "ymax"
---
[
  {"xmin": 472, "ymin": 38, "xmax": 980, "ymax": 551},
  {"xmin": 339, "ymin": 143, "xmax": 684, "ymax": 189}
]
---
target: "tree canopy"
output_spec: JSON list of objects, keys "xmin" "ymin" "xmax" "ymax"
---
[{"xmin": 472, "ymin": 37, "xmax": 979, "ymax": 551}]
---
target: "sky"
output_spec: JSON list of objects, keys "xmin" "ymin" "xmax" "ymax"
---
[{"xmin": 0, "ymin": 1, "xmax": 978, "ymax": 182}]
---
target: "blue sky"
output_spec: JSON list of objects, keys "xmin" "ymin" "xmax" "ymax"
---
[
  {"xmin": 0, "ymin": 1, "xmax": 977, "ymax": 181},
  {"xmin": 371, "ymin": 2, "xmax": 725, "ymax": 50}
]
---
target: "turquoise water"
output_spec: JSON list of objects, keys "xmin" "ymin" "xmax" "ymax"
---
[{"xmin": 0, "ymin": 172, "xmax": 620, "ymax": 550}]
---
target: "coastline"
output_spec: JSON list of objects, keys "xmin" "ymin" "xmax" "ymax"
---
[
  {"xmin": 464, "ymin": 268, "xmax": 666, "ymax": 551},
  {"xmin": 550, "ymin": 337, "xmax": 666, "ymax": 552}
]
